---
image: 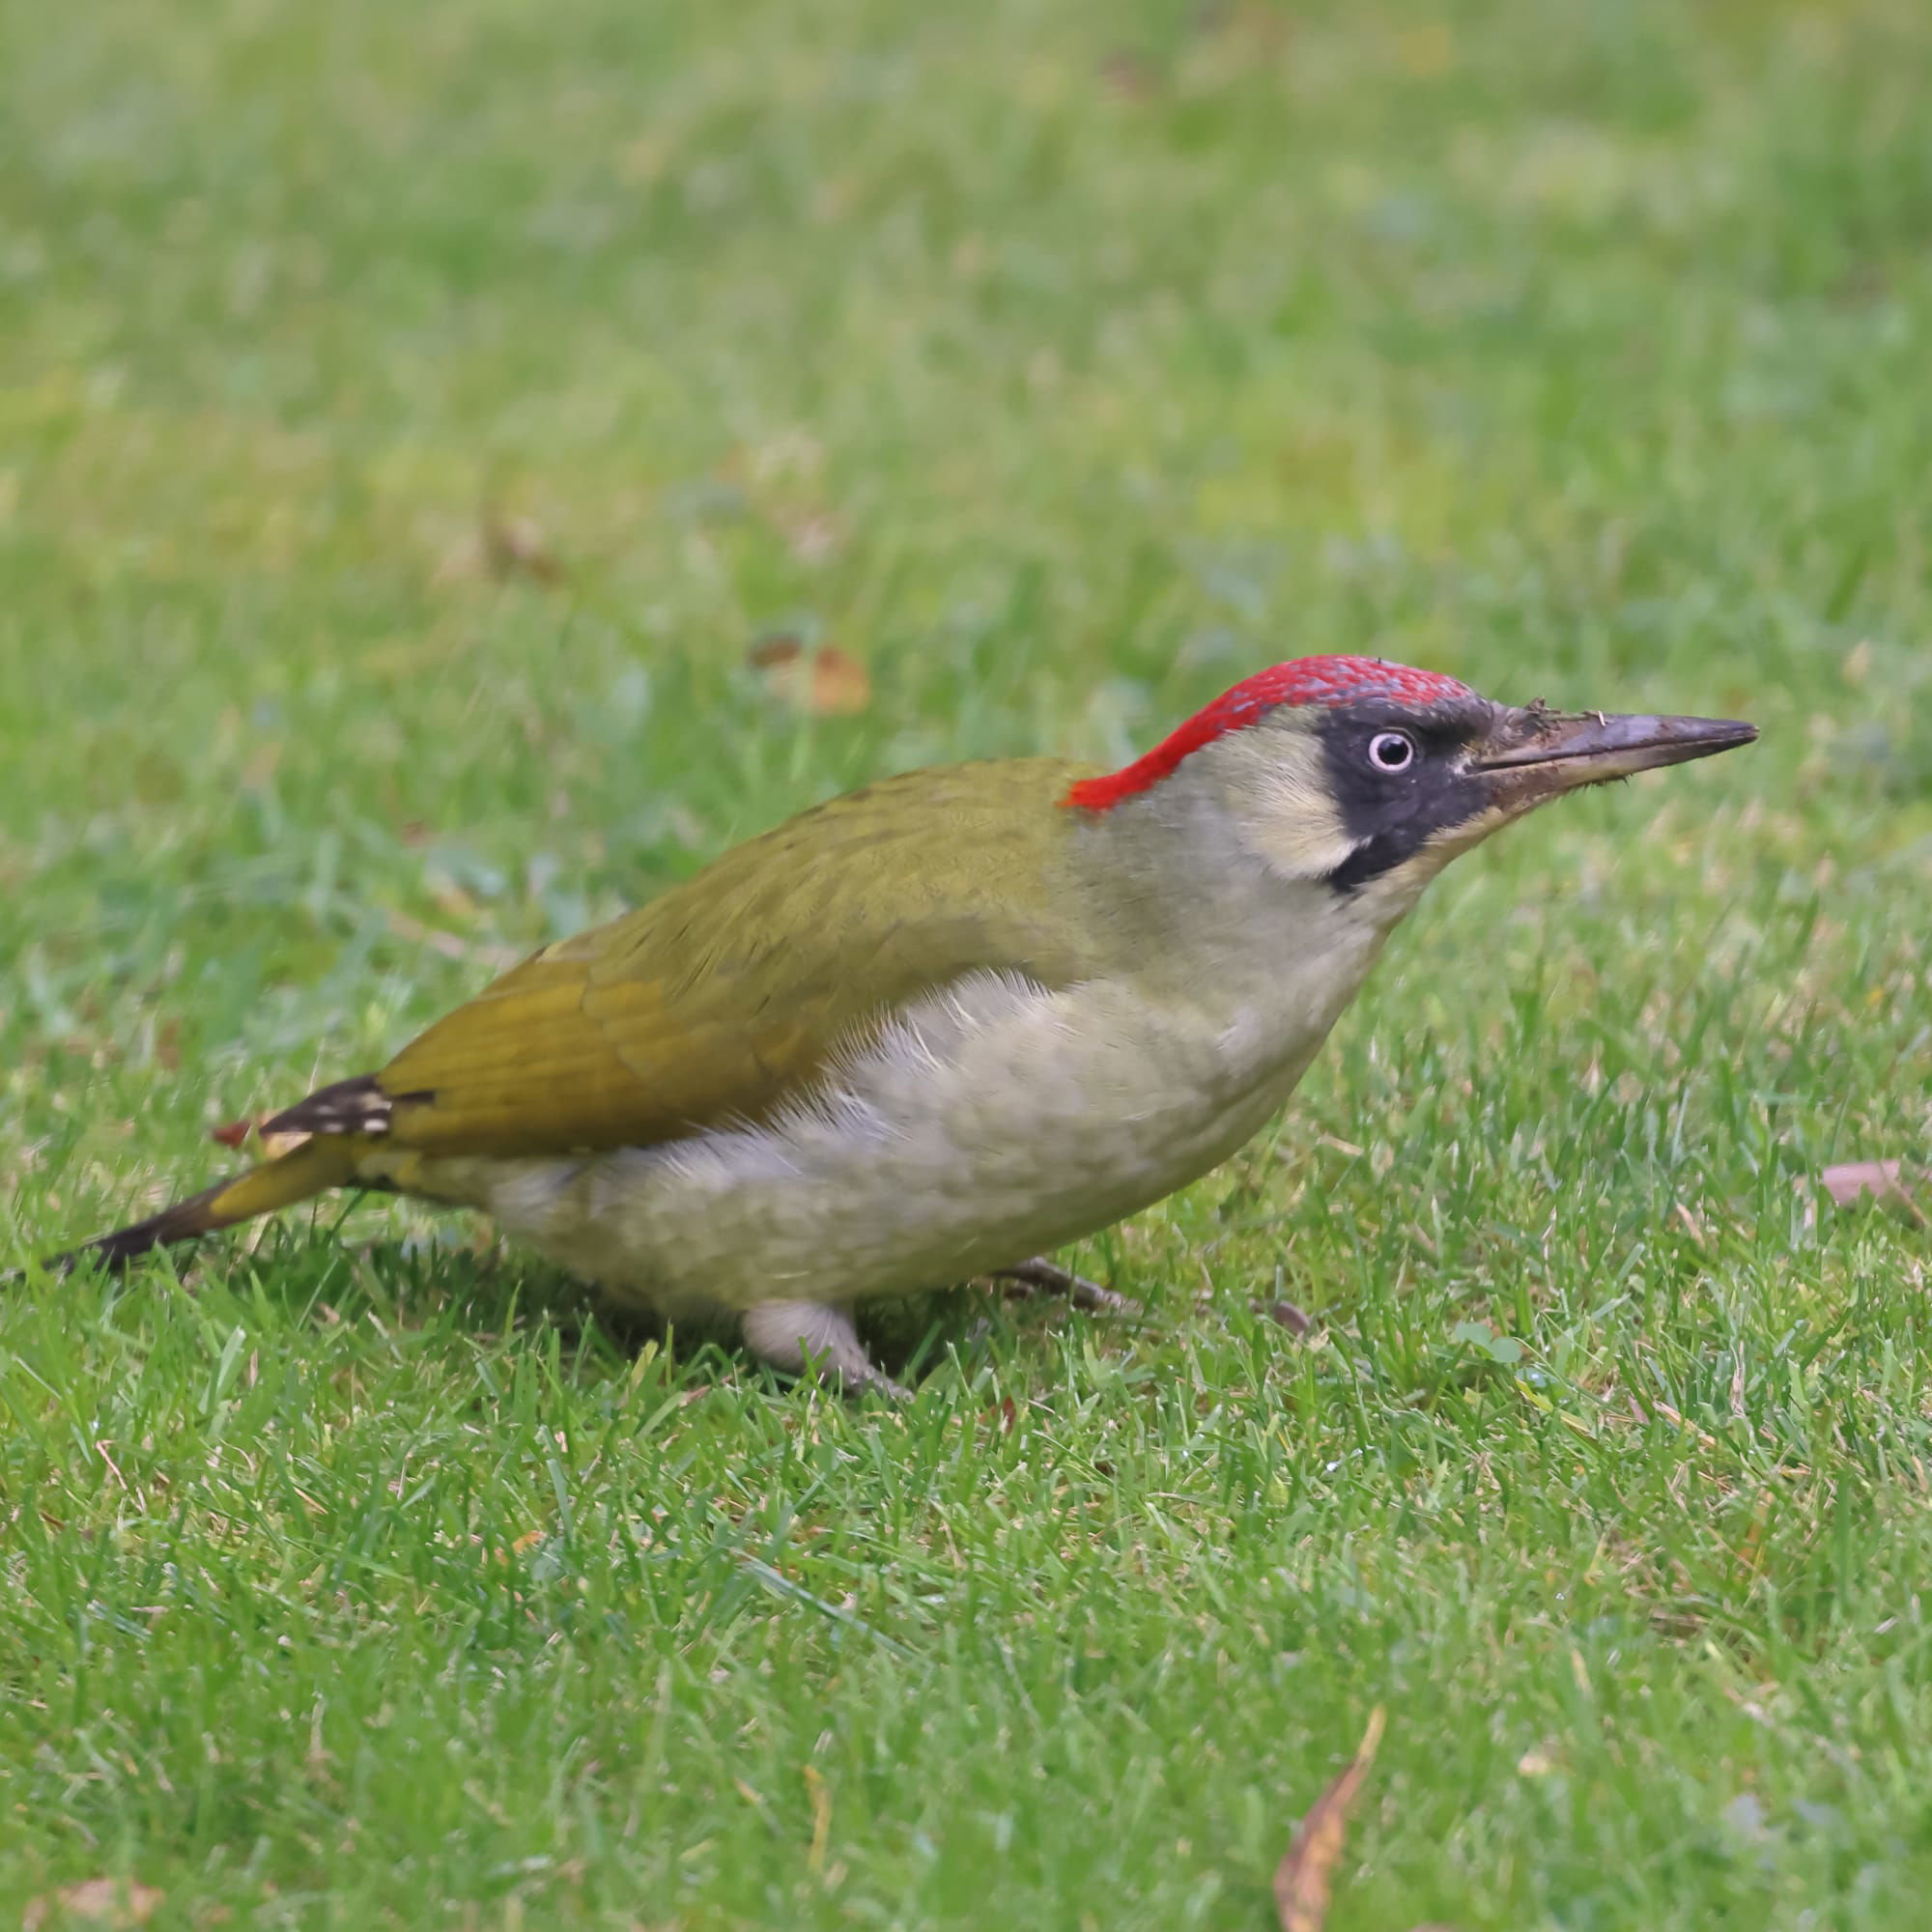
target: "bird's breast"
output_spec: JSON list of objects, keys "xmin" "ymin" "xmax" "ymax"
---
[{"xmin": 426, "ymin": 948, "xmax": 1378, "ymax": 1319}]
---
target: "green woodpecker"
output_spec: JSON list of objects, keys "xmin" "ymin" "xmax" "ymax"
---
[{"xmin": 44, "ymin": 657, "xmax": 1754, "ymax": 1394}]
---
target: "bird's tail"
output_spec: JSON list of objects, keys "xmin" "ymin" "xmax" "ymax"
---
[{"xmin": 39, "ymin": 1135, "xmax": 360, "ymax": 1275}]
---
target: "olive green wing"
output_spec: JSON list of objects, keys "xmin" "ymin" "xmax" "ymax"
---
[{"xmin": 355, "ymin": 758, "xmax": 1100, "ymax": 1157}]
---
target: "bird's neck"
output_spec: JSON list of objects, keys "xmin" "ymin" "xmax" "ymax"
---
[{"xmin": 1067, "ymin": 753, "xmax": 1435, "ymax": 1071}]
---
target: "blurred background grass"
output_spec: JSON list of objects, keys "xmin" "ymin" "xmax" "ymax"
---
[{"xmin": 3, "ymin": 1, "xmax": 1931, "ymax": 1927}]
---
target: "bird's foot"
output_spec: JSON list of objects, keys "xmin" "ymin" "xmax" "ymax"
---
[
  {"xmin": 989, "ymin": 1256, "xmax": 1138, "ymax": 1317},
  {"xmin": 740, "ymin": 1299, "xmax": 911, "ymax": 1401}
]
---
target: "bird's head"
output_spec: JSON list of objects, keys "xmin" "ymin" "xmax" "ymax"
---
[{"xmin": 1065, "ymin": 656, "xmax": 1756, "ymax": 922}]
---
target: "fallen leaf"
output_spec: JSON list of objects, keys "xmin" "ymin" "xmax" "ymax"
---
[
  {"xmin": 207, "ymin": 1115, "xmax": 312, "ymax": 1161},
  {"xmin": 1449, "ymin": 1320, "xmax": 1522, "ymax": 1366},
  {"xmin": 1098, "ymin": 50, "xmax": 1156, "ymax": 99},
  {"xmin": 749, "ymin": 637, "xmax": 872, "ymax": 716},
  {"xmin": 1253, "ymin": 1298, "xmax": 1312, "ymax": 1334},
  {"xmin": 747, "ymin": 632, "xmax": 805, "ymax": 668},
  {"xmin": 482, "ymin": 509, "xmax": 564, "ymax": 584},
  {"xmin": 1274, "ymin": 1708, "xmax": 1385, "ymax": 1932},
  {"xmin": 804, "ymin": 646, "xmax": 872, "ymax": 715},
  {"xmin": 435, "ymin": 508, "xmax": 565, "ymax": 587},
  {"xmin": 23, "ymin": 1878, "xmax": 164, "ymax": 1929},
  {"xmin": 1816, "ymin": 1160, "xmax": 1929, "ymax": 1223}
]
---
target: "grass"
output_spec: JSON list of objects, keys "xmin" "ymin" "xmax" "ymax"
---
[{"xmin": 4, "ymin": 0, "xmax": 1932, "ymax": 1924}]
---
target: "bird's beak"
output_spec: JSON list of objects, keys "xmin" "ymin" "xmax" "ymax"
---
[{"xmin": 1469, "ymin": 705, "xmax": 1758, "ymax": 812}]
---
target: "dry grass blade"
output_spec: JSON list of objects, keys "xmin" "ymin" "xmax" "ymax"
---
[
  {"xmin": 384, "ymin": 908, "xmax": 525, "ymax": 972},
  {"xmin": 804, "ymin": 1763, "xmax": 833, "ymax": 1874},
  {"xmin": 1273, "ymin": 1707, "xmax": 1386, "ymax": 1932}
]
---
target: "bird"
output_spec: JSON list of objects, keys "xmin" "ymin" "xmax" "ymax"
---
[{"xmin": 38, "ymin": 656, "xmax": 1755, "ymax": 1395}]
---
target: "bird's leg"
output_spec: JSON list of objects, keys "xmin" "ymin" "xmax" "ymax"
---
[
  {"xmin": 740, "ymin": 1300, "xmax": 911, "ymax": 1401},
  {"xmin": 989, "ymin": 1256, "xmax": 1137, "ymax": 1316}
]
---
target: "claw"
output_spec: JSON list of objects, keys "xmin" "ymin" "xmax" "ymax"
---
[{"xmin": 989, "ymin": 1257, "xmax": 1140, "ymax": 1317}]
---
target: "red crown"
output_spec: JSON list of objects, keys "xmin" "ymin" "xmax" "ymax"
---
[{"xmin": 1064, "ymin": 656, "xmax": 1472, "ymax": 811}]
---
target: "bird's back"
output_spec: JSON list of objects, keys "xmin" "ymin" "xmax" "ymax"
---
[{"xmin": 363, "ymin": 756, "xmax": 1108, "ymax": 1156}]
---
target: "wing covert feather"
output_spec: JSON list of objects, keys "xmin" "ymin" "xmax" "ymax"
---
[{"xmin": 377, "ymin": 759, "xmax": 1100, "ymax": 1155}]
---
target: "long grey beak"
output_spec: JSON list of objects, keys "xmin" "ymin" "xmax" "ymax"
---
[{"xmin": 1471, "ymin": 707, "xmax": 1757, "ymax": 807}]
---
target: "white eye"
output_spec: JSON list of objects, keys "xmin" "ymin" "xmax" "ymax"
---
[{"xmin": 1369, "ymin": 730, "xmax": 1416, "ymax": 773}]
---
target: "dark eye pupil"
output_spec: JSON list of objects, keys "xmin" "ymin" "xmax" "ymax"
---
[{"xmin": 1371, "ymin": 732, "xmax": 1413, "ymax": 771}]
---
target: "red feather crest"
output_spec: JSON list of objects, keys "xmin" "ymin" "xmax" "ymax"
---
[{"xmin": 1064, "ymin": 656, "xmax": 1471, "ymax": 811}]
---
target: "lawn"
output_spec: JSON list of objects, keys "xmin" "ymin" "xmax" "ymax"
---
[{"xmin": 4, "ymin": 0, "xmax": 1932, "ymax": 1925}]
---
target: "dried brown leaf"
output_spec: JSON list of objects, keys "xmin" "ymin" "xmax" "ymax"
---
[
  {"xmin": 1816, "ymin": 1160, "xmax": 1929, "ymax": 1224},
  {"xmin": 1274, "ymin": 1708, "xmax": 1385, "ymax": 1932},
  {"xmin": 482, "ymin": 509, "xmax": 564, "ymax": 584},
  {"xmin": 750, "ymin": 638, "xmax": 872, "ymax": 716},
  {"xmin": 23, "ymin": 1878, "xmax": 164, "ymax": 1929},
  {"xmin": 436, "ymin": 507, "xmax": 565, "ymax": 587},
  {"xmin": 208, "ymin": 1115, "xmax": 312, "ymax": 1161},
  {"xmin": 747, "ymin": 632, "xmax": 805, "ymax": 668},
  {"xmin": 1098, "ymin": 51, "xmax": 1156, "ymax": 99},
  {"xmin": 804, "ymin": 646, "xmax": 871, "ymax": 716}
]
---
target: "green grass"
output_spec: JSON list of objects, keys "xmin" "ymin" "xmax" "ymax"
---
[{"xmin": 4, "ymin": 0, "xmax": 1932, "ymax": 1924}]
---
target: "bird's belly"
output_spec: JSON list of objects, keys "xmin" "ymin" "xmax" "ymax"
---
[{"xmin": 419, "ymin": 971, "xmax": 1336, "ymax": 1319}]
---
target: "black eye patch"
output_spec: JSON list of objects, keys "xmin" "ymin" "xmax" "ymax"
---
[{"xmin": 1317, "ymin": 702, "xmax": 1492, "ymax": 892}]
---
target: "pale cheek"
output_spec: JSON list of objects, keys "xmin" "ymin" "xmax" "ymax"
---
[
  {"xmin": 1211, "ymin": 727, "xmax": 1362, "ymax": 882},
  {"xmin": 1248, "ymin": 777, "xmax": 1357, "ymax": 880}
]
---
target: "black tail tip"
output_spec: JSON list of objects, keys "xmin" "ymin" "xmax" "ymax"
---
[{"xmin": 16, "ymin": 1214, "xmax": 189, "ymax": 1283}]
